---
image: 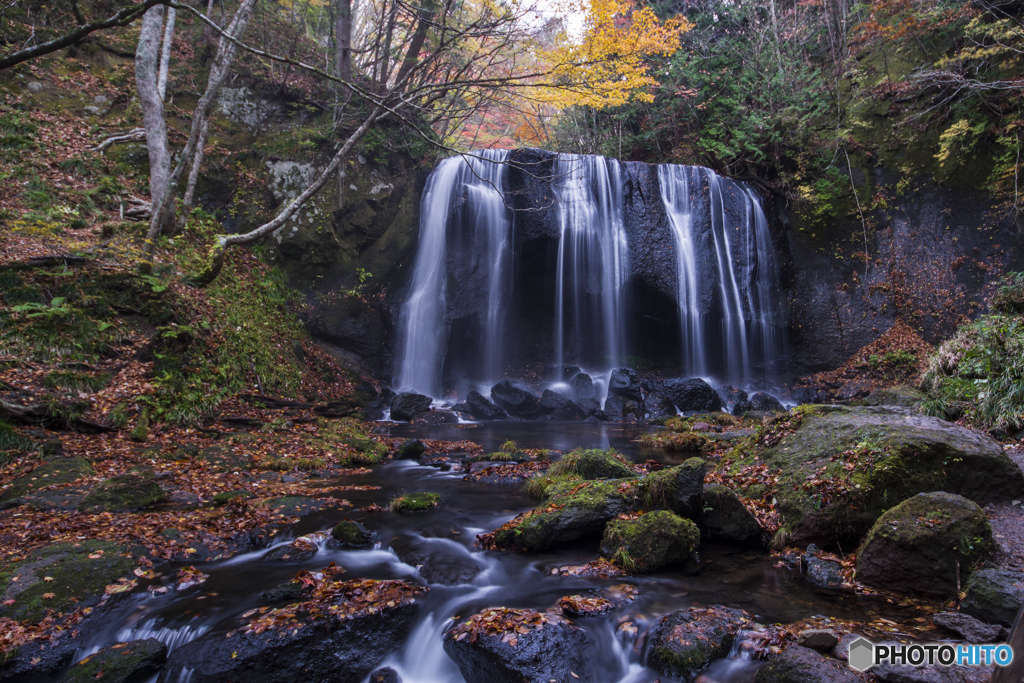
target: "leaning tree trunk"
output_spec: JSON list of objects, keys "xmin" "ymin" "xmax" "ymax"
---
[
  {"xmin": 157, "ymin": 6, "xmax": 176, "ymax": 101},
  {"xmin": 135, "ymin": 5, "xmax": 171, "ymax": 214}
]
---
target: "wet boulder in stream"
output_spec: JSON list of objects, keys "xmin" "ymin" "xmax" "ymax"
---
[
  {"xmin": 63, "ymin": 638, "xmax": 167, "ymax": 683},
  {"xmin": 158, "ymin": 578, "xmax": 426, "ymax": 683},
  {"xmin": 608, "ymin": 367, "xmax": 641, "ymax": 401},
  {"xmin": 465, "ymin": 391, "xmax": 508, "ymax": 420},
  {"xmin": 699, "ymin": 483, "xmax": 764, "ymax": 544},
  {"xmin": 649, "ymin": 605, "xmax": 752, "ymax": 678},
  {"xmin": 662, "ymin": 378, "xmax": 723, "ymax": 413},
  {"xmin": 390, "ymin": 392, "xmax": 433, "ymax": 421},
  {"xmin": 642, "ymin": 393, "xmax": 676, "ymax": 420},
  {"xmin": 539, "ymin": 390, "xmax": 585, "ymax": 420},
  {"xmin": 569, "ymin": 373, "xmax": 596, "ymax": 401},
  {"xmin": 443, "ymin": 607, "xmax": 592, "ymax": 683},
  {"xmin": 732, "ymin": 392, "xmax": 785, "ymax": 416},
  {"xmin": 754, "ymin": 644, "xmax": 861, "ymax": 683},
  {"xmin": 490, "ymin": 380, "xmax": 542, "ymax": 419},
  {"xmin": 599, "ymin": 509, "xmax": 699, "ymax": 573}
]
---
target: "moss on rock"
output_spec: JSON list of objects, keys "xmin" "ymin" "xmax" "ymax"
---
[
  {"xmin": 78, "ymin": 473, "xmax": 165, "ymax": 513},
  {"xmin": 960, "ymin": 569, "xmax": 1024, "ymax": 628},
  {"xmin": 700, "ymin": 483, "xmax": 763, "ymax": 543},
  {"xmin": 855, "ymin": 492, "xmax": 993, "ymax": 597},
  {"xmin": 390, "ymin": 492, "xmax": 441, "ymax": 513},
  {"xmin": 0, "ymin": 540, "xmax": 136, "ymax": 623},
  {"xmin": 332, "ymin": 519, "xmax": 376, "ymax": 547},
  {"xmin": 600, "ymin": 510, "xmax": 699, "ymax": 573},
  {"xmin": 0, "ymin": 455, "xmax": 94, "ymax": 507},
  {"xmin": 718, "ymin": 406, "xmax": 1023, "ymax": 547},
  {"xmin": 649, "ymin": 606, "xmax": 752, "ymax": 678},
  {"xmin": 548, "ymin": 448, "xmax": 636, "ymax": 480}
]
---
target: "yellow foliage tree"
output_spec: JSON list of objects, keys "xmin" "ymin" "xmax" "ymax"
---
[{"xmin": 540, "ymin": 0, "xmax": 692, "ymax": 109}]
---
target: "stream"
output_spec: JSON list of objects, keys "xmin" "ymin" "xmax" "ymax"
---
[{"xmin": 76, "ymin": 422, "xmax": 910, "ymax": 682}]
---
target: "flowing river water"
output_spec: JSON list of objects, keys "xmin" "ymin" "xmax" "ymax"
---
[{"xmin": 75, "ymin": 422, "xmax": 916, "ymax": 682}]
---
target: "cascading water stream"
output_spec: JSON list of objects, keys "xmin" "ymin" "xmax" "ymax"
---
[
  {"xmin": 657, "ymin": 164, "xmax": 782, "ymax": 383},
  {"xmin": 552, "ymin": 154, "xmax": 628, "ymax": 371},
  {"xmin": 396, "ymin": 150, "xmax": 510, "ymax": 395}
]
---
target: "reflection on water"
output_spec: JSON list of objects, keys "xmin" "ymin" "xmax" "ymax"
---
[{"xmin": 86, "ymin": 422, "xmax": 910, "ymax": 682}]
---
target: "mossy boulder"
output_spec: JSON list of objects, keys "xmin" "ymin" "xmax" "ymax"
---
[
  {"xmin": 856, "ymin": 492, "xmax": 993, "ymax": 597},
  {"xmin": 79, "ymin": 473, "xmax": 166, "ymax": 513},
  {"xmin": 599, "ymin": 510, "xmax": 699, "ymax": 573},
  {"xmin": 0, "ymin": 455, "xmax": 95, "ymax": 508},
  {"xmin": 491, "ymin": 460, "xmax": 705, "ymax": 551},
  {"xmin": 332, "ymin": 520, "xmax": 376, "ymax": 548},
  {"xmin": 63, "ymin": 638, "xmax": 167, "ymax": 683},
  {"xmin": 195, "ymin": 445, "xmax": 249, "ymax": 472},
  {"xmin": 700, "ymin": 484, "xmax": 763, "ymax": 544},
  {"xmin": 722, "ymin": 406, "xmax": 1024, "ymax": 546},
  {"xmin": 549, "ymin": 448, "xmax": 636, "ymax": 480},
  {"xmin": 390, "ymin": 492, "xmax": 441, "ymax": 512},
  {"xmin": 960, "ymin": 569, "xmax": 1024, "ymax": 628},
  {"xmin": 649, "ymin": 606, "xmax": 752, "ymax": 678},
  {"xmin": 344, "ymin": 438, "xmax": 389, "ymax": 463},
  {"xmin": 396, "ymin": 438, "xmax": 426, "ymax": 459},
  {"xmin": 0, "ymin": 540, "xmax": 136, "ymax": 623}
]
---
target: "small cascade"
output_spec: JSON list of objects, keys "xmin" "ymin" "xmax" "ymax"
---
[
  {"xmin": 396, "ymin": 149, "xmax": 510, "ymax": 395},
  {"xmin": 552, "ymin": 154, "xmax": 628, "ymax": 370},
  {"xmin": 658, "ymin": 165, "xmax": 782, "ymax": 382}
]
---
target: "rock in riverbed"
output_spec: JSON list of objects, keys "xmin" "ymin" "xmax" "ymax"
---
[
  {"xmin": 443, "ymin": 607, "xmax": 591, "ymax": 683},
  {"xmin": 648, "ymin": 606, "xmax": 752, "ymax": 678}
]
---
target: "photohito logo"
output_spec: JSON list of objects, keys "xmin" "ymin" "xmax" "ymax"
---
[{"xmin": 847, "ymin": 637, "xmax": 1015, "ymax": 672}]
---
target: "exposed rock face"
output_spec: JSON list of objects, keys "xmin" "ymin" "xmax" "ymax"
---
[
  {"xmin": 490, "ymin": 380, "xmax": 542, "ymax": 419},
  {"xmin": 599, "ymin": 510, "xmax": 698, "ymax": 573},
  {"xmin": 159, "ymin": 579, "xmax": 425, "ymax": 683},
  {"xmin": 855, "ymin": 492, "xmax": 993, "ymax": 597},
  {"xmin": 699, "ymin": 484, "xmax": 763, "ymax": 543},
  {"xmin": 63, "ymin": 638, "xmax": 167, "ymax": 683},
  {"xmin": 648, "ymin": 606, "xmax": 751, "ymax": 678},
  {"xmin": 443, "ymin": 608, "xmax": 591, "ymax": 683},
  {"xmin": 662, "ymin": 378, "xmax": 723, "ymax": 413},
  {"xmin": 753, "ymin": 645, "xmax": 861, "ymax": 683},
  {"xmin": 465, "ymin": 391, "xmax": 508, "ymax": 420},
  {"xmin": 721, "ymin": 405, "xmax": 1024, "ymax": 546},
  {"xmin": 932, "ymin": 612, "xmax": 1002, "ymax": 643},
  {"xmin": 960, "ymin": 568, "xmax": 1024, "ymax": 627},
  {"xmin": 390, "ymin": 392, "xmax": 433, "ymax": 421}
]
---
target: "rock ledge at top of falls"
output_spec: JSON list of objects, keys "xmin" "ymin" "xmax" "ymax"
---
[
  {"xmin": 157, "ymin": 578, "xmax": 425, "ymax": 683},
  {"xmin": 719, "ymin": 405, "xmax": 1024, "ymax": 547}
]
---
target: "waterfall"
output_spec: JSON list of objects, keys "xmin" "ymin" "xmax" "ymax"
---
[
  {"xmin": 658, "ymin": 164, "xmax": 782, "ymax": 383},
  {"xmin": 396, "ymin": 150, "xmax": 510, "ymax": 395},
  {"xmin": 552, "ymin": 154, "xmax": 628, "ymax": 370},
  {"xmin": 396, "ymin": 151, "xmax": 783, "ymax": 396}
]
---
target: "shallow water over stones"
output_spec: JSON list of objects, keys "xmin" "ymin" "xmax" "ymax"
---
[{"xmin": 79, "ymin": 422, "xmax": 923, "ymax": 682}]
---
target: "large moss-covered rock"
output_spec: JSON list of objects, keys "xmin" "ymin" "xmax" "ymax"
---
[
  {"xmin": 549, "ymin": 448, "xmax": 636, "ymax": 480},
  {"xmin": 78, "ymin": 473, "xmax": 165, "ymax": 513},
  {"xmin": 63, "ymin": 638, "xmax": 167, "ymax": 683},
  {"xmin": 754, "ymin": 644, "xmax": 861, "ymax": 683},
  {"xmin": 0, "ymin": 540, "xmax": 136, "ymax": 623},
  {"xmin": 723, "ymin": 406, "xmax": 1024, "ymax": 546},
  {"xmin": 960, "ymin": 569, "xmax": 1024, "ymax": 628},
  {"xmin": 332, "ymin": 520, "xmax": 376, "ymax": 548},
  {"xmin": 640, "ymin": 457, "xmax": 705, "ymax": 518},
  {"xmin": 856, "ymin": 492, "xmax": 993, "ymax": 597},
  {"xmin": 700, "ymin": 483, "xmax": 763, "ymax": 543},
  {"xmin": 854, "ymin": 385, "xmax": 926, "ymax": 408},
  {"xmin": 390, "ymin": 492, "xmax": 441, "ymax": 512},
  {"xmin": 599, "ymin": 510, "xmax": 698, "ymax": 573},
  {"xmin": 648, "ymin": 606, "xmax": 751, "ymax": 678},
  {"xmin": 443, "ymin": 608, "xmax": 591, "ymax": 683}
]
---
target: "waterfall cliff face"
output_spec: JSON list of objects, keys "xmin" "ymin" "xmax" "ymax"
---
[{"xmin": 396, "ymin": 149, "xmax": 785, "ymax": 395}]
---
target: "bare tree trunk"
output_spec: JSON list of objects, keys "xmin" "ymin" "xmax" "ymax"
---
[
  {"xmin": 158, "ymin": 6, "xmax": 176, "ymax": 101},
  {"xmin": 144, "ymin": 0, "xmax": 256, "ymax": 252},
  {"xmin": 194, "ymin": 106, "xmax": 383, "ymax": 286},
  {"xmin": 335, "ymin": 0, "xmax": 351, "ymax": 95},
  {"xmin": 178, "ymin": 117, "xmax": 210, "ymax": 230},
  {"xmin": 135, "ymin": 5, "xmax": 171, "ymax": 213}
]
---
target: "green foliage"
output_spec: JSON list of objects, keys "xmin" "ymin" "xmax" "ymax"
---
[
  {"xmin": 390, "ymin": 492, "xmax": 441, "ymax": 512},
  {"xmin": 0, "ymin": 109, "xmax": 38, "ymax": 162},
  {"xmin": 0, "ymin": 421, "xmax": 33, "ymax": 462},
  {"xmin": 922, "ymin": 313, "xmax": 1024, "ymax": 432},
  {"xmin": 991, "ymin": 272, "xmax": 1024, "ymax": 315},
  {"xmin": 499, "ymin": 439, "xmax": 518, "ymax": 453}
]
